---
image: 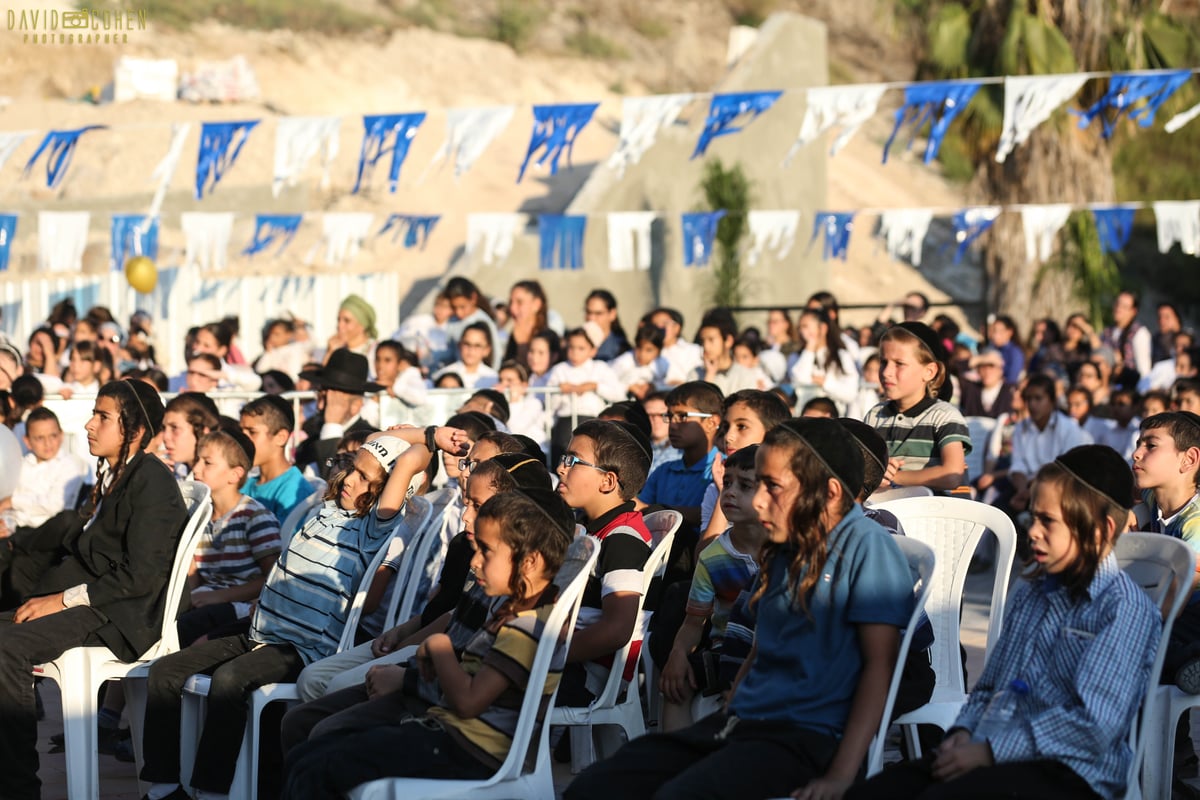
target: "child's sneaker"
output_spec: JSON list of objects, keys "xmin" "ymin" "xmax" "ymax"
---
[{"xmin": 1177, "ymin": 655, "xmax": 1200, "ymax": 695}]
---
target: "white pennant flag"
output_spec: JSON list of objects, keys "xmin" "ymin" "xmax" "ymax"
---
[
  {"xmin": 181, "ymin": 212, "xmax": 234, "ymax": 271},
  {"xmin": 878, "ymin": 209, "xmax": 934, "ymax": 266},
  {"xmin": 786, "ymin": 84, "xmax": 888, "ymax": 162},
  {"xmin": 1153, "ymin": 201, "xmax": 1200, "ymax": 256},
  {"xmin": 38, "ymin": 211, "xmax": 90, "ymax": 273},
  {"xmin": 318, "ymin": 212, "xmax": 374, "ymax": 266},
  {"xmin": 608, "ymin": 94, "xmax": 695, "ymax": 175},
  {"xmin": 426, "ymin": 106, "xmax": 515, "ymax": 180},
  {"xmin": 1166, "ymin": 101, "xmax": 1200, "ymax": 134},
  {"xmin": 995, "ymin": 74, "xmax": 1088, "ymax": 163},
  {"xmin": 467, "ymin": 213, "xmax": 524, "ymax": 266},
  {"xmin": 606, "ymin": 212, "xmax": 656, "ymax": 271},
  {"xmin": 273, "ymin": 116, "xmax": 341, "ymax": 196},
  {"xmin": 147, "ymin": 122, "xmax": 190, "ymax": 219},
  {"xmin": 0, "ymin": 131, "xmax": 33, "ymax": 174},
  {"xmin": 746, "ymin": 210, "xmax": 801, "ymax": 265},
  {"xmin": 1020, "ymin": 204, "xmax": 1073, "ymax": 263}
]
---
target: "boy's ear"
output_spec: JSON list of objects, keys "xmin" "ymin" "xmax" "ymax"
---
[
  {"xmin": 1183, "ymin": 446, "xmax": 1200, "ymax": 474},
  {"xmin": 599, "ymin": 470, "xmax": 621, "ymax": 495},
  {"xmin": 271, "ymin": 427, "xmax": 291, "ymax": 448}
]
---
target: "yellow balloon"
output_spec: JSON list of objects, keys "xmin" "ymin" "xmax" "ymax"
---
[{"xmin": 124, "ymin": 255, "xmax": 157, "ymax": 294}]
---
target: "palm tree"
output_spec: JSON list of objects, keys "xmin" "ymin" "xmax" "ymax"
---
[{"xmin": 918, "ymin": 0, "xmax": 1197, "ymax": 329}]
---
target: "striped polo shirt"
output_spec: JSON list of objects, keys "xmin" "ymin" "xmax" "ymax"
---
[
  {"xmin": 864, "ymin": 396, "xmax": 972, "ymax": 474},
  {"xmin": 193, "ymin": 495, "xmax": 281, "ymax": 589}
]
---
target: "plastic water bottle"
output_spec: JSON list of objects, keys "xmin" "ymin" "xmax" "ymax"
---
[{"xmin": 971, "ymin": 678, "xmax": 1030, "ymax": 743}]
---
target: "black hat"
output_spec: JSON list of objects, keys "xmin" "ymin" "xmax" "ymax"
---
[
  {"xmin": 1054, "ymin": 445, "xmax": 1136, "ymax": 510},
  {"xmin": 516, "ymin": 486, "xmax": 578, "ymax": 541},
  {"xmin": 775, "ymin": 418, "xmax": 865, "ymax": 500},
  {"xmin": 837, "ymin": 418, "xmax": 888, "ymax": 476},
  {"xmin": 511, "ymin": 434, "xmax": 548, "ymax": 463},
  {"xmin": 610, "ymin": 420, "xmax": 653, "ymax": 471},
  {"xmin": 896, "ymin": 321, "xmax": 953, "ymax": 403},
  {"xmin": 491, "ymin": 452, "xmax": 553, "ymax": 491},
  {"xmin": 299, "ymin": 349, "xmax": 383, "ymax": 394}
]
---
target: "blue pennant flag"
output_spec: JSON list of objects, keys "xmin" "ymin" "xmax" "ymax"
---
[
  {"xmin": 378, "ymin": 214, "xmax": 441, "ymax": 250},
  {"xmin": 354, "ymin": 113, "xmax": 427, "ymax": 194},
  {"xmin": 518, "ymin": 103, "xmax": 599, "ymax": 183},
  {"xmin": 1074, "ymin": 71, "xmax": 1193, "ymax": 139},
  {"xmin": 682, "ymin": 211, "xmax": 727, "ymax": 267},
  {"xmin": 242, "ymin": 214, "xmax": 303, "ymax": 258},
  {"xmin": 883, "ymin": 80, "xmax": 980, "ymax": 164},
  {"xmin": 1091, "ymin": 207, "xmax": 1136, "ymax": 255},
  {"xmin": 692, "ymin": 92, "xmax": 783, "ymax": 158},
  {"xmin": 0, "ymin": 214, "xmax": 16, "ymax": 272},
  {"xmin": 196, "ymin": 121, "xmax": 259, "ymax": 199},
  {"xmin": 950, "ymin": 207, "xmax": 1000, "ymax": 263},
  {"xmin": 538, "ymin": 214, "xmax": 587, "ymax": 270},
  {"xmin": 810, "ymin": 212, "xmax": 855, "ymax": 261},
  {"xmin": 110, "ymin": 214, "xmax": 160, "ymax": 272},
  {"xmin": 23, "ymin": 126, "xmax": 106, "ymax": 189}
]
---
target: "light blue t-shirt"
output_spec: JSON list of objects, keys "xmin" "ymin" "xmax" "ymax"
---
[
  {"xmin": 731, "ymin": 504, "xmax": 914, "ymax": 733},
  {"xmin": 243, "ymin": 466, "xmax": 314, "ymax": 525},
  {"xmin": 639, "ymin": 446, "xmax": 720, "ymax": 510}
]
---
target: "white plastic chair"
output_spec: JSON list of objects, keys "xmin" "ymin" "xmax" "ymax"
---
[
  {"xmin": 865, "ymin": 485, "xmax": 935, "ymax": 506},
  {"xmin": 1117, "ymin": 533, "xmax": 1196, "ymax": 800},
  {"xmin": 873, "ymin": 496, "xmax": 1018, "ymax": 757},
  {"xmin": 553, "ymin": 512, "xmax": 680, "ymax": 773},
  {"xmin": 867, "ymin": 536, "xmax": 937, "ymax": 775},
  {"xmin": 636, "ymin": 510, "xmax": 684, "ymax": 730},
  {"xmin": 178, "ymin": 513, "xmax": 409, "ymax": 800},
  {"xmin": 35, "ymin": 481, "xmax": 212, "ymax": 800},
  {"xmin": 380, "ymin": 495, "xmax": 443, "ymax": 629},
  {"xmin": 963, "ymin": 415, "xmax": 998, "ymax": 484},
  {"xmin": 347, "ymin": 538, "xmax": 600, "ymax": 800},
  {"xmin": 279, "ymin": 478, "xmax": 327, "ymax": 546}
]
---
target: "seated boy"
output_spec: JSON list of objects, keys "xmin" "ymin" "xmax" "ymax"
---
[
  {"xmin": 691, "ymin": 313, "xmax": 760, "ymax": 396},
  {"xmin": 640, "ymin": 381, "xmax": 724, "ymax": 534},
  {"xmin": 180, "ymin": 430, "xmax": 283, "ymax": 646},
  {"xmin": 2, "ymin": 408, "xmax": 88, "ymax": 534},
  {"xmin": 240, "ymin": 395, "xmax": 315, "ymax": 523}
]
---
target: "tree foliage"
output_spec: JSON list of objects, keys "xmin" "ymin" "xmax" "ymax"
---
[{"xmin": 698, "ymin": 158, "xmax": 753, "ymax": 308}]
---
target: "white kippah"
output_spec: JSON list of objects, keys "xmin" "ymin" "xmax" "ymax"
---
[{"xmin": 359, "ymin": 435, "xmax": 408, "ymax": 472}]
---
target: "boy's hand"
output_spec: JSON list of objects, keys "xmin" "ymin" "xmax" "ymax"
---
[
  {"xmin": 660, "ymin": 648, "xmax": 698, "ymax": 704},
  {"xmin": 883, "ymin": 457, "xmax": 904, "ymax": 484},
  {"xmin": 372, "ymin": 625, "xmax": 403, "ymax": 658},
  {"xmin": 434, "ymin": 426, "xmax": 469, "ymax": 455},
  {"xmin": 364, "ymin": 664, "xmax": 406, "ymax": 699},
  {"xmin": 932, "ymin": 739, "xmax": 993, "ymax": 782},
  {"xmin": 14, "ymin": 593, "xmax": 66, "ymax": 623},
  {"xmin": 711, "ymin": 454, "xmax": 726, "ymax": 492}
]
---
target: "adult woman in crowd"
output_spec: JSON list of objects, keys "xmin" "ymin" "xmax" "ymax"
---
[
  {"xmin": 1027, "ymin": 317, "xmax": 1066, "ymax": 379},
  {"xmin": 583, "ymin": 289, "xmax": 631, "ymax": 362},
  {"xmin": 194, "ymin": 321, "xmax": 259, "ymax": 391},
  {"xmin": 1154, "ymin": 302, "xmax": 1185, "ymax": 364},
  {"xmin": 1061, "ymin": 313, "xmax": 1094, "ymax": 383},
  {"xmin": 503, "ymin": 280, "xmax": 552, "ymax": 368},
  {"xmin": 444, "ymin": 277, "xmax": 500, "ymax": 369},
  {"xmin": 325, "ymin": 295, "xmax": 378, "ymax": 366}
]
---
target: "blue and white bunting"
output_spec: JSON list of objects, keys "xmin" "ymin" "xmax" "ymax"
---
[
  {"xmin": 746, "ymin": 210, "xmax": 800, "ymax": 265},
  {"xmin": 884, "ymin": 80, "xmax": 980, "ymax": 164},
  {"xmin": 538, "ymin": 214, "xmax": 587, "ymax": 270},
  {"xmin": 0, "ymin": 131, "xmax": 33, "ymax": 174},
  {"xmin": 1152, "ymin": 201, "xmax": 1200, "ymax": 256},
  {"xmin": 24, "ymin": 126, "xmax": 106, "ymax": 189},
  {"xmin": 1075, "ymin": 71, "xmax": 1193, "ymax": 139},
  {"xmin": 606, "ymin": 211, "xmax": 657, "ymax": 271},
  {"xmin": 811, "ymin": 212, "xmax": 854, "ymax": 261},
  {"xmin": 787, "ymin": 84, "xmax": 888, "ymax": 161},
  {"xmin": 110, "ymin": 214, "xmax": 159, "ymax": 272},
  {"xmin": 693, "ymin": 91, "xmax": 782, "ymax": 158},
  {"xmin": 467, "ymin": 213, "xmax": 524, "ymax": 266},
  {"xmin": 878, "ymin": 209, "xmax": 933, "ymax": 266},
  {"xmin": 518, "ymin": 103, "xmax": 599, "ymax": 182},
  {"xmin": 181, "ymin": 212, "xmax": 234, "ymax": 271},
  {"xmin": 37, "ymin": 211, "xmax": 90, "ymax": 273},
  {"xmin": 274, "ymin": 116, "xmax": 341, "ymax": 197},
  {"xmin": 318, "ymin": 213, "xmax": 374, "ymax": 266},
  {"xmin": 426, "ymin": 106, "xmax": 515, "ymax": 180},
  {"xmin": 1019, "ymin": 204, "xmax": 1073, "ymax": 263},
  {"xmin": 996, "ymin": 74, "xmax": 1088, "ymax": 163},
  {"xmin": 378, "ymin": 214, "xmax": 441, "ymax": 250},
  {"xmin": 609, "ymin": 94, "xmax": 694, "ymax": 175},
  {"xmin": 354, "ymin": 113, "xmax": 426, "ymax": 194},
  {"xmin": 1166, "ymin": 100, "xmax": 1200, "ymax": 134},
  {"xmin": 1091, "ymin": 206, "xmax": 1136, "ymax": 255},
  {"xmin": 0, "ymin": 214, "xmax": 16, "ymax": 272},
  {"xmin": 242, "ymin": 214, "xmax": 303, "ymax": 258},
  {"xmin": 682, "ymin": 211, "xmax": 726, "ymax": 266},
  {"xmin": 951, "ymin": 206, "xmax": 1000, "ymax": 263},
  {"xmin": 195, "ymin": 120, "xmax": 259, "ymax": 199}
]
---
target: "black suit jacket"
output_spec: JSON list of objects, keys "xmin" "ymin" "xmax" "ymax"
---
[
  {"xmin": 34, "ymin": 452, "xmax": 187, "ymax": 661},
  {"xmin": 295, "ymin": 415, "xmax": 378, "ymax": 481},
  {"xmin": 958, "ymin": 380, "xmax": 1015, "ymax": 420}
]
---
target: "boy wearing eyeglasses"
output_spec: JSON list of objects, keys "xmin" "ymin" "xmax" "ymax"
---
[
  {"xmin": 556, "ymin": 419, "xmax": 655, "ymax": 710},
  {"xmin": 639, "ymin": 381, "xmax": 724, "ymax": 532}
]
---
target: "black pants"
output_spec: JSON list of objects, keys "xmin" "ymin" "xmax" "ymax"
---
[
  {"xmin": 139, "ymin": 633, "xmax": 304, "ymax": 793},
  {"xmin": 0, "ymin": 607, "xmax": 110, "ymax": 800},
  {"xmin": 280, "ymin": 684, "xmax": 424, "ymax": 757},
  {"xmin": 176, "ymin": 602, "xmax": 240, "ymax": 648},
  {"xmin": 563, "ymin": 711, "xmax": 838, "ymax": 800},
  {"xmin": 845, "ymin": 755, "xmax": 1101, "ymax": 799},
  {"xmin": 283, "ymin": 716, "xmax": 493, "ymax": 800}
]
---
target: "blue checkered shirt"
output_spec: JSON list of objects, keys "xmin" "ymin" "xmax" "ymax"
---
[{"xmin": 953, "ymin": 553, "xmax": 1161, "ymax": 800}]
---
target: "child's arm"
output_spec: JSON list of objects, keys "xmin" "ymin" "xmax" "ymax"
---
[
  {"xmin": 793, "ymin": 623, "xmax": 899, "ymax": 800},
  {"xmin": 191, "ymin": 574, "xmax": 268, "ymax": 606},
  {"xmin": 419, "ymin": 632, "xmax": 510, "ymax": 719},
  {"xmin": 363, "ymin": 564, "xmax": 396, "ymax": 615},
  {"xmin": 567, "ymin": 592, "xmax": 640, "ymax": 663},
  {"xmin": 661, "ymin": 614, "xmax": 706, "ymax": 704},
  {"xmin": 889, "ymin": 441, "xmax": 967, "ymax": 491},
  {"xmin": 371, "ymin": 426, "xmax": 467, "ymax": 520}
]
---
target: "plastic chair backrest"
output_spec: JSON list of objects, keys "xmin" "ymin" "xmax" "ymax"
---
[
  {"xmin": 335, "ymin": 518, "xmax": 410, "ymax": 653},
  {"xmin": 868, "ymin": 536, "xmax": 936, "ymax": 774},
  {"xmin": 642, "ymin": 509, "xmax": 683, "ymax": 554},
  {"xmin": 964, "ymin": 415, "xmax": 998, "ymax": 482},
  {"xmin": 153, "ymin": 482, "xmax": 213, "ymax": 657},
  {"xmin": 505, "ymin": 538, "xmax": 599, "ymax": 781},
  {"xmin": 875, "ymin": 496, "xmax": 1017, "ymax": 692},
  {"xmin": 1116, "ymin": 531, "xmax": 1196, "ymax": 786},
  {"xmin": 280, "ymin": 479, "xmax": 327, "ymax": 546},
  {"xmin": 865, "ymin": 485, "xmax": 934, "ymax": 506},
  {"xmin": 377, "ymin": 495, "xmax": 435, "ymax": 628}
]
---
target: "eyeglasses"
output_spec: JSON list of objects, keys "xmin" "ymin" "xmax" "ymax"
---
[
  {"xmin": 325, "ymin": 452, "xmax": 356, "ymax": 472},
  {"xmin": 559, "ymin": 453, "xmax": 611, "ymax": 474},
  {"xmin": 460, "ymin": 341, "xmax": 488, "ymax": 350},
  {"xmin": 658, "ymin": 412, "xmax": 714, "ymax": 424},
  {"xmin": 458, "ymin": 457, "xmax": 481, "ymax": 473}
]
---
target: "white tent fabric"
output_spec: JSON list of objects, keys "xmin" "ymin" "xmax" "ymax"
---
[
  {"xmin": 787, "ymin": 84, "xmax": 888, "ymax": 161},
  {"xmin": 181, "ymin": 212, "xmax": 235, "ymax": 271},
  {"xmin": 425, "ymin": 106, "xmax": 515, "ymax": 180},
  {"xmin": 1020, "ymin": 203, "xmax": 1073, "ymax": 263},
  {"xmin": 273, "ymin": 116, "xmax": 341, "ymax": 196},
  {"xmin": 148, "ymin": 122, "xmax": 191, "ymax": 219},
  {"xmin": 608, "ymin": 94, "xmax": 695, "ymax": 176},
  {"xmin": 746, "ymin": 210, "xmax": 801, "ymax": 265},
  {"xmin": 995, "ymin": 74, "xmax": 1088, "ymax": 163},
  {"xmin": 38, "ymin": 211, "xmax": 90, "ymax": 273},
  {"xmin": 1153, "ymin": 200, "xmax": 1200, "ymax": 256},
  {"xmin": 318, "ymin": 212, "xmax": 375, "ymax": 266},
  {"xmin": 1166, "ymin": 101, "xmax": 1200, "ymax": 134},
  {"xmin": 878, "ymin": 209, "xmax": 934, "ymax": 266},
  {"xmin": 606, "ymin": 212, "xmax": 656, "ymax": 271},
  {"xmin": 466, "ymin": 213, "xmax": 524, "ymax": 266},
  {"xmin": 0, "ymin": 131, "xmax": 32, "ymax": 174}
]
